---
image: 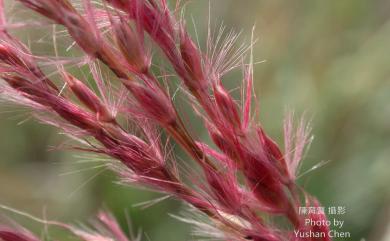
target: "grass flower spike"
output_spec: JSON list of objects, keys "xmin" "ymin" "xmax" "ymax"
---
[{"xmin": 0, "ymin": 0, "xmax": 332, "ymax": 240}]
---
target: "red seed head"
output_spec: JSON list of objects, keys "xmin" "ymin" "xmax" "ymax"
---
[
  {"xmin": 179, "ymin": 29, "xmax": 207, "ymax": 91},
  {"xmin": 257, "ymin": 128, "xmax": 289, "ymax": 177},
  {"xmin": 241, "ymin": 150, "xmax": 291, "ymax": 214},
  {"xmin": 0, "ymin": 43, "xmax": 25, "ymax": 66},
  {"xmin": 62, "ymin": 72, "xmax": 114, "ymax": 122},
  {"xmin": 1, "ymin": 1, "xmax": 331, "ymax": 240},
  {"xmin": 213, "ymin": 82, "xmax": 241, "ymax": 131},
  {"xmin": 113, "ymin": 19, "xmax": 150, "ymax": 73},
  {"xmin": 124, "ymin": 81, "xmax": 176, "ymax": 125}
]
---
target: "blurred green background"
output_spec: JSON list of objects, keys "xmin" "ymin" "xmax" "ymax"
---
[{"xmin": 0, "ymin": 0, "xmax": 389, "ymax": 240}]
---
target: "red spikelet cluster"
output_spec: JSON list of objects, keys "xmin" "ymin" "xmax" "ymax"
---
[
  {"xmin": 0, "ymin": 211, "xmax": 140, "ymax": 241},
  {"xmin": 0, "ymin": 1, "xmax": 332, "ymax": 240}
]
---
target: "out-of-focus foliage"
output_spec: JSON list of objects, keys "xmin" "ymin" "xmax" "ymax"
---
[{"xmin": 0, "ymin": 0, "xmax": 389, "ymax": 240}]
